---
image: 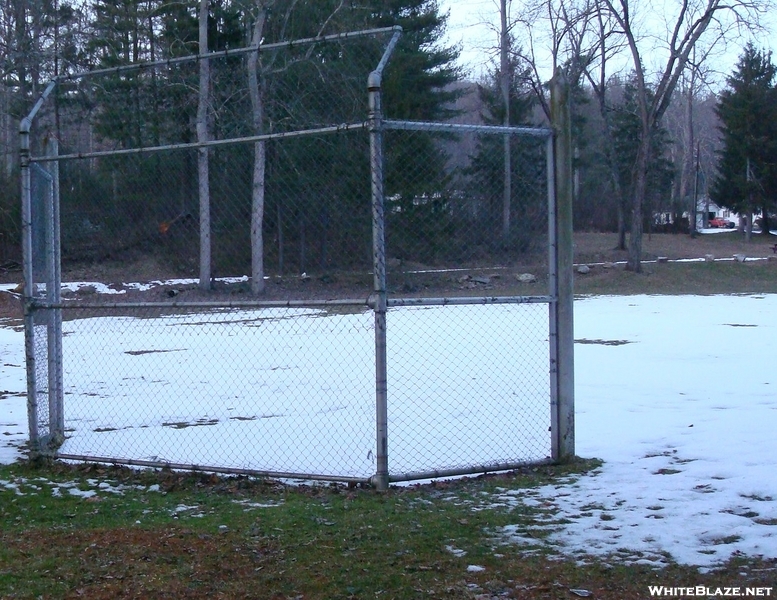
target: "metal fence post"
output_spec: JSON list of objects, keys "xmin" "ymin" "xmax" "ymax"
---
[
  {"xmin": 45, "ymin": 135, "xmax": 64, "ymax": 443},
  {"xmin": 20, "ymin": 80, "xmax": 57, "ymax": 457},
  {"xmin": 549, "ymin": 68, "xmax": 575, "ymax": 461},
  {"xmin": 20, "ymin": 117, "xmax": 40, "ymax": 454},
  {"xmin": 368, "ymin": 70, "xmax": 389, "ymax": 491}
]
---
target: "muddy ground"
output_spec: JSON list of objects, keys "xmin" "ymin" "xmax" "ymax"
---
[{"xmin": 2, "ymin": 231, "xmax": 776, "ymax": 321}]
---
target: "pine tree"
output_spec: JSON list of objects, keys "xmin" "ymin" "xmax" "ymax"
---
[
  {"xmin": 711, "ymin": 44, "xmax": 777, "ymax": 235},
  {"xmin": 370, "ymin": 0, "xmax": 463, "ymax": 263}
]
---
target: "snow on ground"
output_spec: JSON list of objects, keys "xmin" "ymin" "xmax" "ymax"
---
[
  {"xmin": 11, "ymin": 303, "xmax": 550, "ymax": 478},
  {"xmin": 0, "ymin": 323, "xmax": 26, "ymax": 462},
  {"xmin": 492, "ymin": 294, "xmax": 777, "ymax": 568},
  {"xmin": 1, "ymin": 293, "xmax": 776, "ymax": 568}
]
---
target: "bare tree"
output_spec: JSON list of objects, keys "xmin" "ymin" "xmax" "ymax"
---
[
  {"xmin": 599, "ymin": 0, "xmax": 770, "ymax": 271},
  {"xmin": 662, "ymin": 46, "xmax": 720, "ymax": 234},
  {"xmin": 499, "ymin": 0, "xmax": 512, "ymax": 239},
  {"xmin": 247, "ymin": 3, "xmax": 268, "ymax": 294},
  {"xmin": 245, "ymin": 0, "xmax": 346, "ymax": 295},
  {"xmin": 197, "ymin": 0, "xmax": 212, "ymax": 290},
  {"xmin": 510, "ymin": 0, "xmax": 598, "ymax": 118},
  {"xmin": 511, "ymin": 0, "xmax": 633, "ymax": 245},
  {"xmin": 580, "ymin": 0, "xmax": 630, "ymax": 248},
  {"xmin": 510, "ymin": 0, "xmax": 770, "ymax": 265}
]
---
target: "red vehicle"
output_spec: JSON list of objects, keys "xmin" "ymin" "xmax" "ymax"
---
[{"xmin": 709, "ymin": 217, "xmax": 735, "ymax": 228}]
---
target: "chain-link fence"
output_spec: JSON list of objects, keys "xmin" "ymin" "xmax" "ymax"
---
[{"xmin": 21, "ymin": 28, "xmax": 574, "ymax": 487}]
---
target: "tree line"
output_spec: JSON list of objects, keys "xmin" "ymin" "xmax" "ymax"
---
[{"xmin": 1, "ymin": 0, "xmax": 775, "ymax": 285}]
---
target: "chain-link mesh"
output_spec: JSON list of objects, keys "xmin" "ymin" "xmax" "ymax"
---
[
  {"xmin": 382, "ymin": 123, "xmax": 550, "ymax": 291},
  {"xmin": 32, "ymin": 320, "xmax": 51, "ymax": 441},
  {"xmin": 57, "ymin": 304, "xmax": 376, "ymax": 479},
  {"xmin": 23, "ymin": 28, "xmax": 562, "ymax": 484},
  {"xmin": 45, "ymin": 31, "xmax": 391, "ymax": 280},
  {"xmin": 29, "ymin": 163, "xmax": 54, "ymax": 442},
  {"xmin": 57, "ymin": 130, "xmax": 373, "ymax": 280},
  {"xmin": 386, "ymin": 303, "xmax": 551, "ymax": 476}
]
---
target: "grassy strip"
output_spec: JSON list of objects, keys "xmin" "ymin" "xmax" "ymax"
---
[
  {"xmin": 572, "ymin": 260, "xmax": 777, "ymax": 296},
  {"xmin": 392, "ymin": 257, "xmax": 777, "ymax": 298},
  {"xmin": 1, "ymin": 459, "xmax": 775, "ymax": 599}
]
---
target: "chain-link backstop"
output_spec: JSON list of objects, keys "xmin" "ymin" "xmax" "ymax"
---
[{"xmin": 20, "ymin": 28, "xmax": 574, "ymax": 487}]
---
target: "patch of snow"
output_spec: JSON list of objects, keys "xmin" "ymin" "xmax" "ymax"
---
[
  {"xmin": 61, "ymin": 282, "xmax": 126, "ymax": 295},
  {"xmin": 489, "ymin": 295, "xmax": 777, "ymax": 568},
  {"xmin": 445, "ymin": 545, "xmax": 467, "ymax": 557},
  {"xmin": 68, "ymin": 487, "xmax": 97, "ymax": 498},
  {"xmin": 233, "ymin": 499, "xmax": 284, "ymax": 509}
]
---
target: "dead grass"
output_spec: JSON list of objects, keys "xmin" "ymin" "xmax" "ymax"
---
[
  {"xmin": 2, "ymin": 232, "xmax": 776, "ymax": 307},
  {"xmin": 572, "ymin": 231, "xmax": 777, "ymax": 263},
  {"xmin": 1, "ymin": 460, "xmax": 776, "ymax": 599}
]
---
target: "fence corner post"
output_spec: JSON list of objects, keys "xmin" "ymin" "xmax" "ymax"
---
[
  {"xmin": 549, "ymin": 68, "xmax": 575, "ymax": 462},
  {"xmin": 20, "ymin": 117, "xmax": 41, "ymax": 455},
  {"xmin": 44, "ymin": 134, "xmax": 65, "ymax": 444},
  {"xmin": 368, "ymin": 70, "xmax": 389, "ymax": 491}
]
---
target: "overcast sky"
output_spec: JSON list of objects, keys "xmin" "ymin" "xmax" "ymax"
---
[
  {"xmin": 439, "ymin": 0, "xmax": 500, "ymax": 79},
  {"xmin": 439, "ymin": 0, "xmax": 777, "ymax": 87}
]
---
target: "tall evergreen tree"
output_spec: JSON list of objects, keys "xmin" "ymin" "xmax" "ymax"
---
[
  {"xmin": 369, "ymin": 0, "xmax": 463, "ymax": 264},
  {"xmin": 467, "ymin": 53, "xmax": 540, "ymax": 253},
  {"xmin": 711, "ymin": 44, "xmax": 777, "ymax": 236}
]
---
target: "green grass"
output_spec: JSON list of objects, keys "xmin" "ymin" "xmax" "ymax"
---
[
  {"xmin": 573, "ymin": 260, "xmax": 777, "ymax": 296},
  {"xmin": 1, "ymin": 459, "xmax": 776, "ymax": 599}
]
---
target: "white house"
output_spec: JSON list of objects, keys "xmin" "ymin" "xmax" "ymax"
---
[{"xmin": 690, "ymin": 197, "xmax": 742, "ymax": 229}]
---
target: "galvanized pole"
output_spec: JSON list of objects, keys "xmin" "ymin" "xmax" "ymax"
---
[
  {"xmin": 368, "ymin": 70, "xmax": 389, "ymax": 491},
  {"xmin": 20, "ymin": 118, "xmax": 40, "ymax": 452},
  {"xmin": 19, "ymin": 80, "xmax": 57, "ymax": 456},
  {"xmin": 45, "ymin": 135, "xmax": 64, "ymax": 442},
  {"xmin": 546, "ymin": 131, "xmax": 559, "ymax": 455},
  {"xmin": 549, "ymin": 68, "xmax": 575, "ymax": 461}
]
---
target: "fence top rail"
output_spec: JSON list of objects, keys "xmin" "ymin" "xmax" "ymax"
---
[
  {"xmin": 32, "ymin": 295, "xmax": 552, "ymax": 311},
  {"xmin": 30, "ymin": 122, "xmax": 368, "ymax": 163},
  {"xmin": 31, "ymin": 298, "xmax": 373, "ymax": 310},
  {"xmin": 384, "ymin": 119, "xmax": 553, "ymax": 138},
  {"xmin": 372, "ymin": 28, "xmax": 403, "ymax": 79},
  {"xmin": 48, "ymin": 26, "xmax": 403, "ymax": 86},
  {"xmin": 21, "ymin": 26, "xmax": 401, "ymax": 133},
  {"xmin": 387, "ymin": 295, "xmax": 552, "ymax": 307}
]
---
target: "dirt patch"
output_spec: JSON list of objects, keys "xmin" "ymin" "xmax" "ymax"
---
[
  {"xmin": 0, "ymin": 291, "xmax": 23, "ymax": 322},
  {"xmin": 4, "ymin": 526, "xmax": 277, "ymax": 599},
  {"xmin": 2, "ymin": 232, "xmax": 776, "ymax": 306}
]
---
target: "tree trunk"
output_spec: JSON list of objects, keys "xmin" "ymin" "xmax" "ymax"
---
[
  {"xmin": 627, "ymin": 140, "xmax": 650, "ymax": 272},
  {"xmin": 499, "ymin": 0, "xmax": 511, "ymax": 241},
  {"xmin": 14, "ymin": 0, "xmax": 28, "ymax": 110},
  {"xmin": 197, "ymin": 0, "xmax": 211, "ymax": 290},
  {"xmin": 617, "ymin": 202, "xmax": 626, "ymax": 250},
  {"xmin": 680, "ymin": 81, "xmax": 696, "ymax": 236},
  {"xmin": 277, "ymin": 201, "xmax": 284, "ymax": 274},
  {"xmin": 745, "ymin": 157, "xmax": 752, "ymax": 243},
  {"xmin": 248, "ymin": 6, "xmax": 268, "ymax": 294}
]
